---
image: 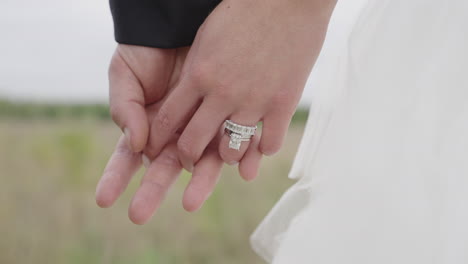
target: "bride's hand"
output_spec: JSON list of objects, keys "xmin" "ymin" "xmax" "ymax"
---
[
  {"xmin": 144, "ymin": 0, "xmax": 336, "ymax": 172},
  {"xmin": 96, "ymin": 44, "xmax": 224, "ymax": 224}
]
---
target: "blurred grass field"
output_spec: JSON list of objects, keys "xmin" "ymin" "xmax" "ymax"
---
[{"xmin": 0, "ymin": 100, "xmax": 307, "ymax": 264}]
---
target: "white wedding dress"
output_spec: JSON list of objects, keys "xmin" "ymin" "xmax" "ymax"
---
[{"xmin": 250, "ymin": 0, "xmax": 468, "ymax": 263}]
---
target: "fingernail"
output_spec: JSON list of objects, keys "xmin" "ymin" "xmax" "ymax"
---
[
  {"xmin": 124, "ymin": 127, "xmax": 131, "ymax": 149},
  {"xmin": 185, "ymin": 164, "xmax": 194, "ymax": 173},
  {"xmin": 261, "ymin": 149, "xmax": 276, "ymax": 156},
  {"xmin": 142, "ymin": 154, "xmax": 150, "ymax": 168},
  {"xmin": 228, "ymin": 161, "xmax": 239, "ymax": 166},
  {"xmin": 184, "ymin": 161, "xmax": 194, "ymax": 172}
]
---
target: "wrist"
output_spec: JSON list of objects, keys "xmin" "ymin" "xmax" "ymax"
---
[
  {"xmin": 288, "ymin": 0, "xmax": 337, "ymax": 23},
  {"xmin": 235, "ymin": 0, "xmax": 337, "ymax": 25}
]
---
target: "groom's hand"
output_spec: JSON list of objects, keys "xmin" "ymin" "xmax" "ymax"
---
[
  {"xmin": 107, "ymin": 44, "xmax": 183, "ymax": 153},
  {"xmin": 97, "ymin": 44, "xmax": 225, "ymax": 224},
  {"xmin": 96, "ymin": 104, "xmax": 224, "ymax": 225}
]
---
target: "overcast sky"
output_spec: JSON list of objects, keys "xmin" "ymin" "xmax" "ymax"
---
[{"xmin": 0, "ymin": 0, "xmax": 365, "ymax": 106}]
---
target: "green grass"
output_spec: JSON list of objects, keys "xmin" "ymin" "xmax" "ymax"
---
[
  {"xmin": 0, "ymin": 102, "xmax": 306, "ymax": 264},
  {"xmin": 0, "ymin": 99, "xmax": 309, "ymax": 124}
]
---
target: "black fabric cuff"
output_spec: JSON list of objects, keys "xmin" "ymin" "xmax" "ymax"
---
[{"xmin": 110, "ymin": 0, "xmax": 222, "ymax": 49}]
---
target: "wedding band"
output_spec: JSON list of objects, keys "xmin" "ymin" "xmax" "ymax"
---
[{"xmin": 224, "ymin": 120, "xmax": 257, "ymax": 150}]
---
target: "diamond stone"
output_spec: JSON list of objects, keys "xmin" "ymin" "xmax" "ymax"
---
[{"xmin": 229, "ymin": 138, "xmax": 241, "ymax": 150}]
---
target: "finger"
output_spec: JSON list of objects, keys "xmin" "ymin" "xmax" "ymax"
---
[
  {"xmin": 182, "ymin": 144, "xmax": 224, "ymax": 212},
  {"xmin": 218, "ymin": 112, "xmax": 261, "ymax": 165},
  {"xmin": 259, "ymin": 110, "xmax": 293, "ymax": 156},
  {"xmin": 238, "ymin": 134, "xmax": 263, "ymax": 181},
  {"xmin": 177, "ymin": 97, "xmax": 231, "ymax": 172},
  {"xmin": 109, "ymin": 50, "xmax": 148, "ymax": 152},
  {"xmin": 95, "ymin": 135, "xmax": 142, "ymax": 208},
  {"xmin": 145, "ymin": 81, "xmax": 201, "ymax": 159},
  {"xmin": 129, "ymin": 142, "xmax": 182, "ymax": 225}
]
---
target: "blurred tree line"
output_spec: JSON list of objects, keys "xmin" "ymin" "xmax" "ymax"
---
[
  {"xmin": 0, "ymin": 99, "xmax": 309, "ymax": 124},
  {"xmin": 0, "ymin": 99, "xmax": 111, "ymax": 121}
]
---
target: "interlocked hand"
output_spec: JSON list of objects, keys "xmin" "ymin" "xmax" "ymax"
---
[
  {"xmin": 96, "ymin": 45, "xmax": 224, "ymax": 224},
  {"xmin": 97, "ymin": 0, "xmax": 336, "ymax": 224}
]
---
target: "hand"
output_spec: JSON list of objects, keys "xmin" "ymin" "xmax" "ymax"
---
[
  {"xmin": 95, "ymin": 45, "xmax": 224, "ymax": 224},
  {"xmin": 105, "ymin": 44, "xmax": 182, "ymax": 153},
  {"xmin": 144, "ymin": 0, "xmax": 336, "ymax": 171}
]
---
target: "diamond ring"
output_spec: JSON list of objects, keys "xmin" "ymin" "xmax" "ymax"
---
[{"xmin": 224, "ymin": 120, "xmax": 257, "ymax": 150}]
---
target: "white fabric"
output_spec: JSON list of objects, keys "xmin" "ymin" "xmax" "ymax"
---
[{"xmin": 250, "ymin": 0, "xmax": 468, "ymax": 263}]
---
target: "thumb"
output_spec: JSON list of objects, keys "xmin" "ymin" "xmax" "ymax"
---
[{"xmin": 108, "ymin": 50, "xmax": 148, "ymax": 152}]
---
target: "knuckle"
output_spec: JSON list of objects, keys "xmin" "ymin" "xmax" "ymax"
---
[
  {"xmin": 109, "ymin": 104, "xmax": 122, "ymax": 124},
  {"xmin": 108, "ymin": 53, "xmax": 122, "ymax": 77},
  {"xmin": 114, "ymin": 142, "xmax": 137, "ymax": 158},
  {"xmin": 141, "ymin": 178, "xmax": 167, "ymax": 191},
  {"xmin": 271, "ymin": 89, "xmax": 294, "ymax": 105},
  {"xmin": 270, "ymin": 97, "xmax": 296, "ymax": 118},
  {"xmin": 188, "ymin": 61, "xmax": 213, "ymax": 85},
  {"xmin": 177, "ymin": 137, "xmax": 200, "ymax": 162},
  {"xmin": 188, "ymin": 61, "xmax": 240, "ymax": 102},
  {"xmin": 212, "ymin": 86, "xmax": 238, "ymax": 104},
  {"xmin": 154, "ymin": 149, "xmax": 182, "ymax": 168},
  {"xmin": 281, "ymin": 107, "xmax": 297, "ymax": 121},
  {"xmin": 108, "ymin": 48, "xmax": 130, "ymax": 79},
  {"xmin": 154, "ymin": 106, "xmax": 173, "ymax": 132}
]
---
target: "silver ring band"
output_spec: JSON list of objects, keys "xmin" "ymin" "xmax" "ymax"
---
[{"xmin": 224, "ymin": 120, "xmax": 257, "ymax": 150}]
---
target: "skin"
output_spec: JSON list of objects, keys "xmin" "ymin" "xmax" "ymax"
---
[
  {"xmin": 96, "ymin": 0, "xmax": 337, "ymax": 224},
  {"xmin": 145, "ymin": 0, "xmax": 337, "ymax": 169},
  {"xmin": 96, "ymin": 46, "xmax": 228, "ymax": 224}
]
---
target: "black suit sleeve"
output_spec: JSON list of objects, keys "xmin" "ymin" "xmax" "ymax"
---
[{"xmin": 110, "ymin": 0, "xmax": 222, "ymax": 48}]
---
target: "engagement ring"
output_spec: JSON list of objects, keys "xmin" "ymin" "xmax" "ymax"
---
[{"xmin": 224, "ymin": 120, "xmax": 257, "ymax": 150}]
